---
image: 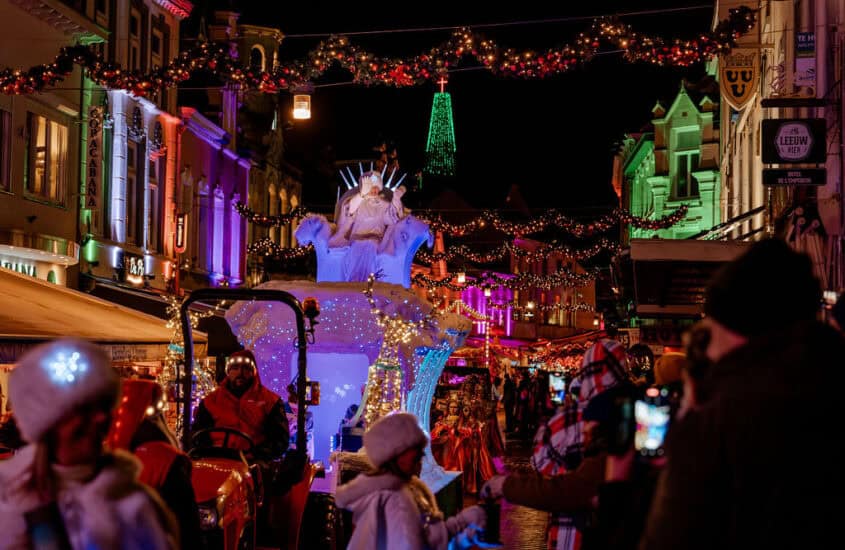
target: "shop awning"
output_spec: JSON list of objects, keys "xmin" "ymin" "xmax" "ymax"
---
[
  {"xmin": 0, "ymin": 268, "xmax": 205, "ymax": 362},
  {"xmin": 629, "ymin": 239, "xmax": 751, "ymax": 317}
]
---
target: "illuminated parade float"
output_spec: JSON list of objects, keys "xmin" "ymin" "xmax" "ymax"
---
[{"xmin": 225, "ymin": 165, "xmax": 471, "ymax": 492}]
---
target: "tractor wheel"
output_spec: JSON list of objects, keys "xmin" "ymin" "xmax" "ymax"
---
[{"xmin": 298, "ymin": 491, "xmax": 340, "ymax": 550}]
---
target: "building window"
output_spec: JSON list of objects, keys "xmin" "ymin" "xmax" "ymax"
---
[
  {"xmin": 229, "ymin": 195, "xmax": 241, "ymax": 280},
  {"xmin": 674, "ymin": 152, "xmax": 700, "ymax": 199},
  {"xmin": 0, "ymin": 109, "xmax": 10, "ymax": 192},
  {"xmin": 250, "ymin": 46, "xmax": 265, "ymax": 72},
  {"xmin": 126, "ymin": 141, "xmax": 137, "ymax": 243},
  {"xmin": 151, "ymin": 29, "xmax": 163, "ymax": 67},
  {"xmin": 47, "ymin": 270, "xmax": 57, "ymax": 284},
  {"xmin": 146, "ymin": 156, "xmax": 164, "ymax": 252},
  {"xmin": 95, "ymin": 0, "xmax": 108, "ymax": 26},
  {"xmin": 129, "ymin": 7, "xmax": 142, "ymax": 71},
  {"xmin": 25, "ymin": 113, "xmax": 67, "ymax": 204},
  {"xmin": 212, "ymin": 187, "xmax": 225, "ymax": 275}
]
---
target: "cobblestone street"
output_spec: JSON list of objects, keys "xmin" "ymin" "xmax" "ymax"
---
[{"xmin": 498, "ymin": 437, "xmax": 549, "ymax": 550}]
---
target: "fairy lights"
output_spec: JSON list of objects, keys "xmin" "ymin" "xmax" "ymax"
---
[
  {"xmin": 360, "ymin": 274, "xmax": 442, "ymax": 425},
  {"xmin": 415, "ymin": 238, "xmax": 621, "ymax": 265},
  {"xmin": 488, "ymin": 299, "xmax": 595, "ymax": 313},
  {"xmin": 234, "ymin": 202, "xmax": 309, "ymax": 227},
  {"xmin": 247, "ymin": 238, "xmax": 314, "ymax": 259},
  {"xmin": 416, "ymin": 205, "xmax": 689, "ymax": 239},
  {"xmin": 0, "ymin": 8, "xmax": 754, "ymax": 95}
]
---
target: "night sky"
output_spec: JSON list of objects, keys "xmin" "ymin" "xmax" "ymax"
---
[{"xmin": 194, "ymin": 1, "xmax": 714, "ymax": 214}]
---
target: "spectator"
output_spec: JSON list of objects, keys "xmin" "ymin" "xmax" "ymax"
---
[
  {"xmin": 0, "ymin": 338, "xmax": 177, "ymax": 549},
  {"xmin": 482, "ymin": 340, "xmax": 632, "ymax": 550},
  {"xmin": 626, "ymin": 344, "xmax": 654, "ymax": 387},
  {"xmin": 831, "ymin": 292, "xmax": 845, "ymax": 333},
  {"xmin": 502, "ymin": 372, "xmax": 516, "ymax": 433},
  {"xmin": 640, "ymin": 238, "xmax": 845, "ymax": 550},
  {"xmin": 107, "ymin": 378, "xmax": 202, "ymax": 550},
  {"xmin": 336, "ymin": 412, "xmax": 486, "ymax": 549}
]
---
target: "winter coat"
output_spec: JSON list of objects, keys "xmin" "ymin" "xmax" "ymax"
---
[
  {"xmin": 194, "ymin": 376, "xmax": 289, "ymax": 459},
  {"xmin": 639, "ymin": 321, "xmax": 845, "ymax": 550},
  {"xmin": 336, "ymin": 472, "xmax": 473, "ymax": 550},
  {"xmin": 0, "ymin": 445, "xmax": 177, "ymax": 550}
]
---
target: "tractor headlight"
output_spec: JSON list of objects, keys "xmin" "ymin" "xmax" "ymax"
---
[{"xmin": 197, "ymin": 502, "xmax": 219, "ymax": 530}]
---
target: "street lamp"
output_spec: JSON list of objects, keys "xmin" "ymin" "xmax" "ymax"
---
[{"xmin": 291, "ymin": 83, "xmax": 314, "ymax": 120}]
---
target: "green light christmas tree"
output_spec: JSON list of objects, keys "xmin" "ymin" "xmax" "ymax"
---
[{"xmin": 423, "ymin": 77, "xmax": 457, "ymax": 178}]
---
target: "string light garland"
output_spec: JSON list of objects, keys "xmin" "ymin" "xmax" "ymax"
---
[
  {"xmin": 415, "ymin": 237, "xmax": 621, "ymax": 265},
  {"xmin": 1, "ymin": 8, "xmax": 755, "ymax": 95},
  {"xmin": 247, "ymin": 238, "xmax": 315, "ymax": 259},
  {"xmin": 234, "ymin": 202, "xmax": 309, "ymax": 227},
  {"xmin": 488, "ymin": 299, "xmax": 594, "ymax": 313},
  {"xmin": 360, "ymin": 274, "xmax": 443, "ymax": 425},
  {"xmin": 159, "ymin": 294, "xmax": 227, "ymax": 439},
  {"xmin": 412, "ymin": 266, "xmax": 596, "ymax": 292},
  {"xmin": 416, "ymin": 205, "xmax": 688, "ymax": 238}
]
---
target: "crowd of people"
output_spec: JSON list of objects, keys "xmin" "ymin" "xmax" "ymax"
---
[
  {"xmin": 0, "ymin": 237, "xmax": 844, "ymax": 549},
  {"xmin": 477, "ymin": 238, "xmax": 845, "ymax": 550}
]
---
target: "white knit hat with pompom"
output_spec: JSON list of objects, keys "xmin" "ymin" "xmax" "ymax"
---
[{"xmin": 363, "ymin": 412, "xmax": 428, "ymax": 468}]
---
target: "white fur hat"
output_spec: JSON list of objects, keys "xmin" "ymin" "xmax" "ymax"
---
[
  {"xmin": 363, "ymin": 412, "xmax": 428, "ymax": 468},
  {"xmin": 10, "ymin": 338, "xmax": 119, "ymax": 442}
]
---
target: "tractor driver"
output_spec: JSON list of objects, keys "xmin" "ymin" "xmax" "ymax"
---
[{"xmin": 193, "ymin": 349, "xmax": 290, "ymax": 461}]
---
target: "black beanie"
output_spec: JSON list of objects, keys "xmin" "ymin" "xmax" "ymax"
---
[{"xmin": 704, "ymin": 238, "xmax": 821, "ymax": 337}]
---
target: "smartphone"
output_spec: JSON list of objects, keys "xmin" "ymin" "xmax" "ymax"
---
[
  {"xmin": 634, "ymin": 387, "xmax": 671, "ymax": 457},
  {"xmin": 548, "ymin": 373, "xmax": 566, "ymax": 405}
]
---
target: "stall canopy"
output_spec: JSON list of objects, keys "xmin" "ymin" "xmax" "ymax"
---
[
  {"xmin": 0, "ymin": 268, "xmax": 205, "ymax": 362},
  {"xmin": 628, "ymin": 239, "xmax": 751, "ymax": 317}
]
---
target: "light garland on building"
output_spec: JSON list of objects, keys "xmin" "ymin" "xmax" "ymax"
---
[
  {"xmin": 234, "ymin": 202, "xmax": 309, "ymax": 227},
  {"xmin": 415, "ymin": 237, "xmax": 621, "ymax": 265},
  {"xmin": 160, "ymin": 294, "xmax": 226, "ymax": 438},
  {"xmin": 247, "ymin": 238, "xmax": 315, "ymax": 259},
  {"xmin": 416, "ymin": 205, "xmax": 688, "ymax": 238},
  {"xmin": 488, "ymin": 299, "xmax": 595, "ymax": 313},
  {"xmin": 0, "ymin": 8, "xmax": 755, "ymax": 95}
]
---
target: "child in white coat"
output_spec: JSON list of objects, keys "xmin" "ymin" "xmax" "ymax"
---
[{"xmin": 336, "ymin": 412, "xmax": 487, "ymax": 550}]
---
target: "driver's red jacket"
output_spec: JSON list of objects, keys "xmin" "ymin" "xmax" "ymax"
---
[{"xmin": 193, "ymin": 379, "xmax": 289, "ymax": 459}]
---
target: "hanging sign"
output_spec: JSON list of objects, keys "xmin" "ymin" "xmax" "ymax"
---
[
  {"xmin": 175, "ymin": 213, "xmax": 187, "ymax": 253},
  {"xmin": 795, "ymin": 31, "xmax": 816, "ymax": 91},
  {"xmin": 763, "ymin": 168, "xmax": 826, "ymax": 186},
  {"xmin": 86, "ymin": 106, "xmax": 102, "ymax": 210},
  {"xmin": 719, "ymin": 49, "xmax": 758, "ymax": 110},
  {"xmin": 124, "ymin": 253, "xmax": 145, "ymax": 286},
  {"xmin": 762, "ymin": 118, "xmax": 826, "ymax": 164}
]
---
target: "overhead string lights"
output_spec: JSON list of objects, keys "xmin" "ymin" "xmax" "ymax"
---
[
  {"xmin": 1, "ymin": 8, "xmax": 755, "ymax": 95},
  {"xmin": 247, "ymin": 237, "xmax": 314, "ymax": 258},
  {"xmin": 488, "ymin": 299, "xmax": 595, "ymax": 313},
  {"xmin": 417, "ymin": 205, "xmax": 689, "ymax": 238},
  {"xmin": 415, "ymin": 237, "xmax": 622, "ymax": 266}
]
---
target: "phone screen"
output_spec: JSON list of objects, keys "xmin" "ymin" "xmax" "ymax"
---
[
  {"xmin": 549, "ymin": 374, "xmax": 566, "ymax": 405},
  {"xmin": 634, "ymin": 398, "xmax": 670, "ymax": 456}
]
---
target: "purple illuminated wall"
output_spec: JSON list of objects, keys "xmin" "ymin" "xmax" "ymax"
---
[{"xmin": 461, "ymin": 282, "xmax": 513, "ymax": 336}]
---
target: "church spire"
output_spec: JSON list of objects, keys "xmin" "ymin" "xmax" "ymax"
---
[{"xmin": 423, "ymin": 76, "xmax": 457, "ymax": 178}]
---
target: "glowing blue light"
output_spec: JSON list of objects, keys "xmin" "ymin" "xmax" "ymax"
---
[{"xmin": 46, "ymin": 351, "xmax": 88, "ymax": 384}]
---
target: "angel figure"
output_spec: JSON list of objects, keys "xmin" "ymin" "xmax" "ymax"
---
[{"xmin": 328, "ymin": 163, "xmax": 407, "ymax": 282}]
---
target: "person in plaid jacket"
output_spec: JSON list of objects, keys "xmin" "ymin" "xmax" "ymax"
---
[{"xmin": 481, "ymin": 340, "xmax": 633, "ymax": 550}]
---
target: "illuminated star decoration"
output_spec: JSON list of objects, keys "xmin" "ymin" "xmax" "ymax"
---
[{"xmin": 46, "ymin": 351, "xmax": 88, "ymax": 384}]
